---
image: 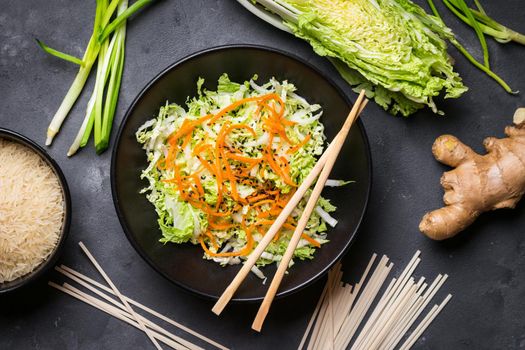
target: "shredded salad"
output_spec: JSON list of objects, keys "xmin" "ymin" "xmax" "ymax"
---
[{"xmin": 136, "ymin": 74, "xmax": 342, "ymax": 275}]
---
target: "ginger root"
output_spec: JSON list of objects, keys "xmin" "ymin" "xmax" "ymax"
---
[{"xmin": 420, "ymin": 114, "xmax": 525, "ymax": 240}]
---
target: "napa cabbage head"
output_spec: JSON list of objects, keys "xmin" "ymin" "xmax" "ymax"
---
[{"xmin": 262, "ymin": 0, "xmax": 467, "ymax": 116}]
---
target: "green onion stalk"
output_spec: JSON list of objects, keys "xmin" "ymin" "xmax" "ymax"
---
[
  {"xmin": 98, "ymin": 18, "xmax": 126, "ymax": 154},
  {"xmin": 36, "ymin": 39, "xmax": 84, "ymax": 66},
  {"xmin": 442, "ymin": 0, "xmax": 525, "ymax": 45},
  {"xmin": 451, "ymin": 0, "xmax": 490, "ymax": 68},
  {"xmin": 67, "ymin": 25, "xmax": 114, "ymax": 156},
  {"xmin": 68, "ymin": 0, "xmax": 128, "ymax": 156},
  {"xmin": 39, "ymin": 0, "xmax": 153, "ymax": 152},
  {"xmin": 44, "ymin": 0, "xmax": 120, "ymax": 145},
  {"xmin": 43, "ymin": 7, "xmax": 104, "ymax": 146},
  {"xmin": 427, "ymin": 0, "xmax": 517, "ymax": 94}
]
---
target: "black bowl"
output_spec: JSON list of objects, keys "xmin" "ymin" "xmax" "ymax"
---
[
  {"xmin": 0, "ymin": 128, "xmax": 71, "ymax": 293},
  {"xmin": 111, "ymin": 45, "xmax": 372, "ymax": 302}
]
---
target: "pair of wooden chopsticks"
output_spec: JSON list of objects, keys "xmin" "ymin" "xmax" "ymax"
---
[{"xmin": 212, "ymin": 90, "xmax": 369, "ymax": 332}]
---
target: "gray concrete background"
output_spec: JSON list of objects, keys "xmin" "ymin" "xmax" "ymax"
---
[{"xmin": 1, "ymin": 1, "xmax": 525, "ymax": 349}]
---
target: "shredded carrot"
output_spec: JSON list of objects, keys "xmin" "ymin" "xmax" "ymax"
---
[
  {"xmin": 301, "ymin": 233, "xmax": 321, "ymax": 248},
  {"xmin": 256, "ymin": 219, "xmax": 275, "ymax": 226},
  {"xmin": 168, "ymin": 119, "xmax": 194, "ymax": 144},
  {"xmin": 180, "ymin": 132, "xmax": 192, "ymax": 149},
  {"xmin": 257, "ymin": 211, "xmax": 270, "ymax": 219},
  {"xmin": 193, "ymin": 141, "xmax": 211, "ymax": 156},
  {"xmin": 205, "ymin": 231, "xmax": 219, "ymax": 250},
  {"xmin": 156, "ymin": 90, "xmax": 328, "ymax": 260},
  {"xmin": 265, "ymin": 151, "xmax": 296, "ymax": 187},
  {"xmin": 168, "ymin": 114, "xmax": 213, "ymax": 144},
  {"xmin": 161, "ymin": 175, "xmax": 186, "ymax": 184},
  {"xmin": 281, "ymin": 119, "xmax": 297, "ymax": 126},
  {"xmin": 260, "ymin": 93, "xmax": 285, "ymax": 112},
  {"xmin": 248, "ymin": 194, "xmax": 268, "ymax": 203},
  {"xmin": 208, "ymin": 220, "xmax": 235, "ymax": 230},
  {"xmin": 199, "ymin": 224, "xmax": 254, "ymax": 257},
  {"xmin": 252, "ymin": 199, "xmax": 274, "ymax": 207},
  {"xmin": 242, "ymin": 162, "xmax": 259, "ymax": 176},
  {"xmin": 208, "ymin": 94, "xmax": 276, "ymax": 124},
  {"xmin": 268, "ymin": 208, "xmax": 283, "ymax": 216},
  {"xmin": 194, "ymin": 113, "xmax": 213, "ymax": 125},
  {"xmin": 287, "ymin": 134, "xmax": 311, "ymax": 154},
  {"xmin": 283, "ymin": 223, "xmax": 296, "ymax": 231},
  {"xmin": 190, "ymin": 174, "xmax": 205, "ymax": 196},
  {"xmin": 226, "ymin": 152, "xmax": 262, "ymax": 164},
  {"xmin": 224, "ymin": 123, "xmax": 257, "ymax": 138}
]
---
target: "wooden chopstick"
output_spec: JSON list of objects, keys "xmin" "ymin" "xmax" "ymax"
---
[
  {"xmin": 251, "ymin": 91, "xmax": 368, "ymax": 331},
  {"xmin": 212, "ymin": 90, "xmax": 368, "ymax": 317},
  {"xmin": 212, "ymin": 137, "xmax": 337, "ymax": 315},
  {"xmin": 78, "ymin": 242, "xmax": 163, "ymax": 350},
  {"xmin": 56, "ymin": 265, "xmax": 229, "ymax": 350}
]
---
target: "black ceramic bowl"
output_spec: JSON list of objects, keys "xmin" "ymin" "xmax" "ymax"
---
[
  {"xmin": 0, "ymin": 128, "xmax": 71, "ymax": 293},
  {"xmin": 111, "ymin": 45, "xmax": 372, "ymax": 302}
]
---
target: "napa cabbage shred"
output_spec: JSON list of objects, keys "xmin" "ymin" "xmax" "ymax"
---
[{"xmin": 136, "ymin": 74, "xmax": 342, "ymax": 275}]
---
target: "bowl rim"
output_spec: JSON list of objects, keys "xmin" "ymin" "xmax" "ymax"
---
[
  {"xmin": 110, "ymin": 43, "xmax": 373, "ymax": 302},
  {"xmin": 0, "ymin": 128, "xmax": 71, "ymax": 294}
]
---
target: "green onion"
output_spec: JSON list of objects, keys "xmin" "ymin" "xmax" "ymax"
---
[
  {"xmin": 440, "ymin": 0, "xmax": 525, "ymax": 45},
  {"xmin": 98, "ymin": 25, "xmax": 126, "ymax": 153},
  {"xmin": 101, "ymin": 0, "xmax": 122, "ymax": 27},
  {"xmin": 68, "ymin": 0, "xmax": 128, "ymax": 156},
  {"xmin": 473, "ymin": 0, "xmax": 486, "ymax": 15},
  {"xmin": 67, "ymin": 98, "xmax": 95, "ymax": 156},
  {"xmin": 427, "ymin": 0, "xmax": 517, "ymax": 94},
  {"xmin": 98, "ymin": 0, "xmax": 154, "ymax": 43},
  {"xmin": 43, "ymin": 35, "xmax": 97, "ymax": 146},
  {"xmin": 93, "ymin": 40, "xmax": 110, "ymax": 151},
  {"xmin": 40, "ymin": 0, "xmax": 152, "ymax": 154},
  {"xmin": 42, "ymin": 0, "xmax": 120, "ymax": 146},
  {"xmin": 67, "ymin": 34, "xmax": 113, "ymax": 156},
  {"xmin": 35, "ymin": 39, "xmax": 84, "ymax": 66},
  {"xmin": 97, "ymin": 0, "xmax": 128, "ymax": 154},
  {"xmin": 445, "ymin": 0, "xmax": 490, "ymax": 68}
]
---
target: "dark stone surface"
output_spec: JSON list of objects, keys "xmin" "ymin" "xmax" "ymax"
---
[{"xmin": 1, "ymin": 1, "xmax": 524, "ymax": 349}]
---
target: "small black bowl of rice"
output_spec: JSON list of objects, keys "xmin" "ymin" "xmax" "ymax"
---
[{"xmin": 0, "ymin": 128, "xmax": 71, "ymax": 293}]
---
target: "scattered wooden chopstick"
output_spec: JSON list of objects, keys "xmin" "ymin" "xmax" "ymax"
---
[
  {"xmin": 252, "ymin": 91, "xmax": 368, "ymax": 331},
  {"xmin": 55, "ymin": 264, "xmax": 226, "ymax": 350},
  {"xmin": 49, "ymin": 242, "xmax": 229, "ymax": 350},
  {"xmin": 299, "ymin": 251, "xmax": 452, "ymax": 350},
  {"xmin": 212, "ymin": 90, "xmax": 368, "ymax": 324},
  {"xmin": 78, "ymin": 242, "xmax": 163, "ymax": 350},
  {"xmin": 49, "ymin": 281, "xmax": 190, "ymax": 350}
]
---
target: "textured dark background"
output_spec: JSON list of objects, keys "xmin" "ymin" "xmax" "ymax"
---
[{"xmin": 1, "ymin": 1, "xmax": 525, "ymax": 349}]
